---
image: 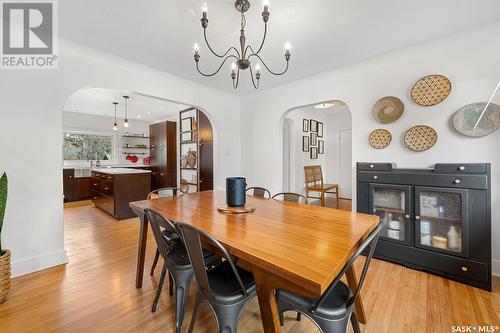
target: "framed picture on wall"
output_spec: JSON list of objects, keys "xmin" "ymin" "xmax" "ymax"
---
[
  {"xmin": 302, "ymin": 119, "xmax": 309, "ymax": 132},
  {"xmin": 310, "ymin": 132, "xmax": 318, "ymax": 146},
  {"xmin": 317, "ymin": 122, "xmax": 324, "ymax": 137},
  {"xmin": 310, "ymin": 119, "xmax": 318, "ymax": 132},
  {"xmin": 181, "ymin": 117, "xmax": 193, "ymax": 132},
  {"xmin": 318, "ymin": 140, "xmax": 324, "ymax": 154},
  {"xmin": 310, "ymin": 147, "xmax": 318, "ymax": 159},
  {"xmin": 302, "ymin": 136, "xmax": 310, "ymax": 152}
]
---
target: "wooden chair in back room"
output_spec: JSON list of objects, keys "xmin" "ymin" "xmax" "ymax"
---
[{"xmin": 304, "ymin": 165, "xmax": 339, "ymax": 208}]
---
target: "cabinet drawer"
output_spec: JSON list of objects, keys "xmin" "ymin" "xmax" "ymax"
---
[
  {"xmin": 100, "ymin": 180, "xmax": 114, "ymax": 195},
  {"xmin": 434, "ymin": 163, "xmax": 487, "ymax": 174},
  {"xmin": 358, "ymin": 172, "xmax": 487, "ymax": 189},
  {"xmin": 91, "ymin": 179, "xmax": 101, "ymax": 190},
  {"xmin": 357, "ymin": 163, "xmax": 394, "ymax": 171},
  {"xmin": 93, "ymin": 194, "xmax": 114, "ymax": 216}
]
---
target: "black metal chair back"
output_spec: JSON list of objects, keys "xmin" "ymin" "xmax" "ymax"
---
[
  {"xmin": 311, "ymin": 224, "xmax": 381, "ymax": 313},
  {"xmin": 144, "ymin": 208, "xmax": 180, "ymax": 259},
  {"xmin": 176, "ymin": 222, "xmax": 248, "ymax": 301},
  {"xmin": 246, "ymin": 186, "xmax": 271, "ymax": 199},
  {"xmin": 148, "ymin": 187, "xmax": 186, "ymax": 200},
  {"xmin": 272, "ymin": 192, "xmax": 310, "ymax": 204}
]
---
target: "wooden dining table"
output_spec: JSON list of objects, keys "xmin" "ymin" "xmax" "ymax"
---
[{"xmin": 130, "ymin": 190, "xmax": 379, "ymax": 333}]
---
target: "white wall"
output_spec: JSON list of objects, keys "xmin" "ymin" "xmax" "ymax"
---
[
  {"xmin": 325, "ymin": 109, "xmax": 352, "ymax": 198},
  {"xmin": 240, "ymin": 23, "xmax": 500, "ymax": 275},
  {"xmin": 0, "ymin": 40, "xmax": 241, "ymax": 277},
  {"xmin": 62, "ymin": 111, "xmax": 151, "ymax": 166}
]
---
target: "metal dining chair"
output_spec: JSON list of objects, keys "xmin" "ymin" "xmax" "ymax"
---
[
  {"xmin": 276, "ymin": 224, "xmax": 381, "ymax": 333},
  {"xmin": 246, "ymin": 186, "xmax": 272, "ymax": 199},
  {"xmin": 148, "ymin": 187, "xmax": 186, "ymax": 276},
  {"xmin": 272, "ymin": 192, "xmax": 310, "ymax": 205},
  {"xmin": 144, "ymin": 209, "xmax": 219, "ymax": 333},
  {"xmin": 176, "ymin": 222, "xmax": 257, "ymax": 333}
]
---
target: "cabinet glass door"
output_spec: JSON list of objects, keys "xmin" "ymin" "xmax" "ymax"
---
[
  {"xmin": 415, "ymin": 187, "xmax": 468, "ymax": 257},
  {"xmin": 369, "ymin": 184, "xmax": 411, "ymax": 245}
]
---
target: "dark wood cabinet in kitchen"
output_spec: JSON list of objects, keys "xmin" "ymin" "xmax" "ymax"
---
[
  {"xmin": 149, "ymin": 121, "xmax": 177, "ymax": 190},
  {"xmin": 63, "ymin": 169, "xmax": 92, "ymax": 202}
]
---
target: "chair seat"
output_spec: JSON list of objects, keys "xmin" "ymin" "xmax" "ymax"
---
[
  {"xmin": 307, "ymin": 184, "xmax": 338, "ymax": 192},
  {"xmin": 277, "ymin": 281, "xmax": 353, "ymax": 319},
  {"xmin": 166, "ymin": 246, "xmax": 218, "ymax": 268},
  {"xmin": 208, "ymin": 261, "xmax": 256, "ymax": 304}
]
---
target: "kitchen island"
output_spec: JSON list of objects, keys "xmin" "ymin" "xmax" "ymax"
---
[{"xmin": 91, "ymin": 168, "xmax": 151, "ymax": 220}]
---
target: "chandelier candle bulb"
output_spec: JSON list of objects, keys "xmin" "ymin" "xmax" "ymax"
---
[
  {"xmin": 202, "ymin": 1, "xmax": 207, "ymax": 15},
  {"xmin": 263, "ymin": 0, "xmax": 269, "ymax": 11}
]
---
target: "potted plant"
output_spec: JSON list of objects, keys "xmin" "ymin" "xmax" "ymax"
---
[{"xmin": 0, "ymin": 172, "xmax": 10, "ymax": 303}]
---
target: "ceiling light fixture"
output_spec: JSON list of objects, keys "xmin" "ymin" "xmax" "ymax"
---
[
  {"xmin": 123, "ymin": 95, "xmax": 130, "ymax": 128},
  {"xmin": 314, "ymin": 103, "xmax": 335, "ymax": 109},
  {"xmin": 193, "ymin": 0, "xmax": 291, "ymax": 89},
  {"xmin": 112, "ymin": 102, "xmax": 118, "ymax": 131},
  {"xmin": 137, "ymin": 115, "xmax": 142, "ymax": 119}
]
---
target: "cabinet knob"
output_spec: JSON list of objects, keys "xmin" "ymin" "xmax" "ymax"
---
[
  {"xmin": 373, "ymin": 175, "xmax": 378, "ymax": 180},
  {"xmin": 369, "ymin": 164, "xmax": 374, "ymax": 169},
  {"xmin": 461, "ymin": 266, "xmax": 468, "ymax": 272},
  {"xmin": 459, "ymin": 165, "xmax": 465, "ymax": 171},
  {"xmin": 405, "ymin": 214, "xmax": 410, "ymax": 219},
  {"xmin": 160, "ymin": 173, "xmax": 165, "ymax": 176},
  {"xmin": 69, "ymin": 176, "xmax": 73, "ymax": 178},
  {"xmin": 454, "ymin": 179, "xmax": 461, "ymax": 184},
  {"xmin": 415, "ymin": 216, "xmax": 420, "ymax": 220},
  {"xmin": 104, "ymin": 187, "xmax": 110, "ymax": 191}
]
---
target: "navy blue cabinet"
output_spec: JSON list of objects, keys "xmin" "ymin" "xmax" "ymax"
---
[{"xmin": 357, "ymin": 163, "xmax": 491, "ymax": 291}]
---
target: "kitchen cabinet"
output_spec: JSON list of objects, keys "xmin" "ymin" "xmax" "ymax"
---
[
  {"xmin": 150, "ymin": 121, "xmax": 177, "ymax": 190},
  {"xmin": 91, "ymin": 169, "xmax": 151, "ymax": 220},
  {"xmin": 63, "ymin": 169, "xmax": 92, "ymax": 202},
  {"xmin": 357, "ymin": 162, "xmax": 491, "ymax": 291}
]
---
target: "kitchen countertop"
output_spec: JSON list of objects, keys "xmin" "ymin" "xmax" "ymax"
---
[
  {"xmin": 63, "ymin": 164, "xmax": 149, "ymax": 170},
  {"xmin": 92, "ymin": 168, "xmax": 151, "ymax": 175}
]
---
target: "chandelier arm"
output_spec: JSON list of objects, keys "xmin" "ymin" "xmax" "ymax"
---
[
  {"xmin": 250, "ymin": 21, "xmax": 267, "ymax": 57},
  {"xmin": 203, "ymin": 29, "xmax": 241, "ymax": 59},
  {"xmin": 247, "ymin": 53, "xmax": 289, "ymax": 76},
  {"xmin": 232, "ymin": 69, "xmax": 240, "ymax": 89},
  {"xmin": 196, "ymin": 55, "xmax": 239, "ymax": 77},
  {"xmin": 249, "ymin": 65, "xmax": 260, "ymax": 89}
]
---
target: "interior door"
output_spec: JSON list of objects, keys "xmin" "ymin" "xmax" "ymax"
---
[
  {"xmin": 369, "ymin": 183, "xmax": 412, "ymax": 245},
  {"xmin": 414, "ymin": 186, "xmax": 469, "ymax": 257},
  {"xmin": 198, "ymin": 110, "xmax": 213, "ymax": 191},
  {"xmin": 338, "ymin": 128, "xmax": 352, "ymax": 199}
]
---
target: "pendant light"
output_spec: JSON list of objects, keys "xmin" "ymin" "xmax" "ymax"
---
[
  {"xmin": 123, "ymin": 95, "xmax": 130, "ymax": 128},
  {"xmin": 112, "ymin": 102, "xmax": 118, "ymax": 131}
]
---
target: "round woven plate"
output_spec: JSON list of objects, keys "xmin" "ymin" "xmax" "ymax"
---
[
  {"xmin": 411, "ymin": 74, "xmax": 451, "ymax": 106},
  {"xmin": 217, "ymin": 205, "xmax": 256, "ymax": 214},
  {"xmin": 372, "ymin": 96, "xmax": 404, "ymax": 124},
  {"xmin": 452, "ymin": 102, "xmax": 500, "ymax": 137},
  {"xmin": 404, "ymin": 125, "xmax": 438, "ymax": 152},
  {"xmin": 369, "ymin": 129, "xmax": 392, "ymax": 149}
]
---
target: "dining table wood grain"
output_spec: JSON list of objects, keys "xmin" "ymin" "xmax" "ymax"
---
[{"xmin": 130, "ymin": 190, "xmax": 379, "ymax": 333}]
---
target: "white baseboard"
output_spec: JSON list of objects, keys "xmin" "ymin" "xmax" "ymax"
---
[
  {"xmin": 11, "ymin": 249, "xmax": 68, "ymax": 278},
  {"xmin": 493, "ymin": 259, "xmax": 500, "ymax": 277}
]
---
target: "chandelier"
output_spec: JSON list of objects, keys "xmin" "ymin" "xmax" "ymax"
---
[{"xmin": 193, "ymin": 0, "xmax": 291, "ymax": 89}]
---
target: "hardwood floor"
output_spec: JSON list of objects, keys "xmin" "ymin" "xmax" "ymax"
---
[{"xmin": 0, "ymin": 202, "xmax": 498, "ymax": 332}]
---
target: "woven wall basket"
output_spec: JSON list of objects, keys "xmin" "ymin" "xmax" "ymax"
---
[
  {"xmin": 411, "ymin": 74, "xmax": 452, "ymax": 106},
  {"xmin": 0, "ymin": 250, "xmax": 11, "ymax": 304},
  {"xmin": 404, "ymin": 125, "xmax": 438, "ymax": 152},
  {"xmin": 369, "ymin": 129, "xmax": 392, "ymax": 149}
]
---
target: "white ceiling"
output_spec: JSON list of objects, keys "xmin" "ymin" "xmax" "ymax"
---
[
  {"xmin": 60, "ymin": 0, "xmax": 500, "ymax": 94},
  {"xmin": 63, "ymin": 87, "xmax": 191, "ymax": 122}
]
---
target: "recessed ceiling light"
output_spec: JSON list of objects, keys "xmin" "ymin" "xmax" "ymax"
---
[
  {"xmin": 314, "ymin": 103, "xmax": 335, "ymax": 109},
  {"xmin": 160, "ymin": 106, "xmax": 164, "ymax": 110},
  {"xmin": 137, "ymin": 115, "xmax": 141, "ymax": 119},
  {"xmin": 147, "ymin": 111, "xmax": 152, "ymax": 115}
]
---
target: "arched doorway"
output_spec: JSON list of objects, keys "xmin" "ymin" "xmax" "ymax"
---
[{"xmin": 282, "ymin": 100, "xmax": 352, "ymax": 210}]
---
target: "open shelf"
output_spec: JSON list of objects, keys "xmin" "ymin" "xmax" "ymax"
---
[
  {"xmin": 122, "ymin": 135, "xmax": 150, "ymax": 139},
  {"xmin": 122, "ymin": 147, "xmax": 150, "ymax": 149}
]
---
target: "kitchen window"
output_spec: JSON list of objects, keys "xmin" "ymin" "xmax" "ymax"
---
[{"xmin": 63, "ymin": 131, "xmax": 114, "ymax": 163}]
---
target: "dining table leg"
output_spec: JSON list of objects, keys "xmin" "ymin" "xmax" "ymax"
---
[
  {"xmin": 346, "ymin": 265, "xmax": 367, "ymax": 324},
  {"xmin": 135, "ymin": 211, "xmax": 148, "ymax": 289},
  {"xmin": 253, "ymin": 267, "xmax": 283, "ymax": 333}
]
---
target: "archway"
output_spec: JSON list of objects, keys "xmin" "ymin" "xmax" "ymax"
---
[{"xmin": 281, "ymin": 100, "xmax": 352, "ymax": 210}]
